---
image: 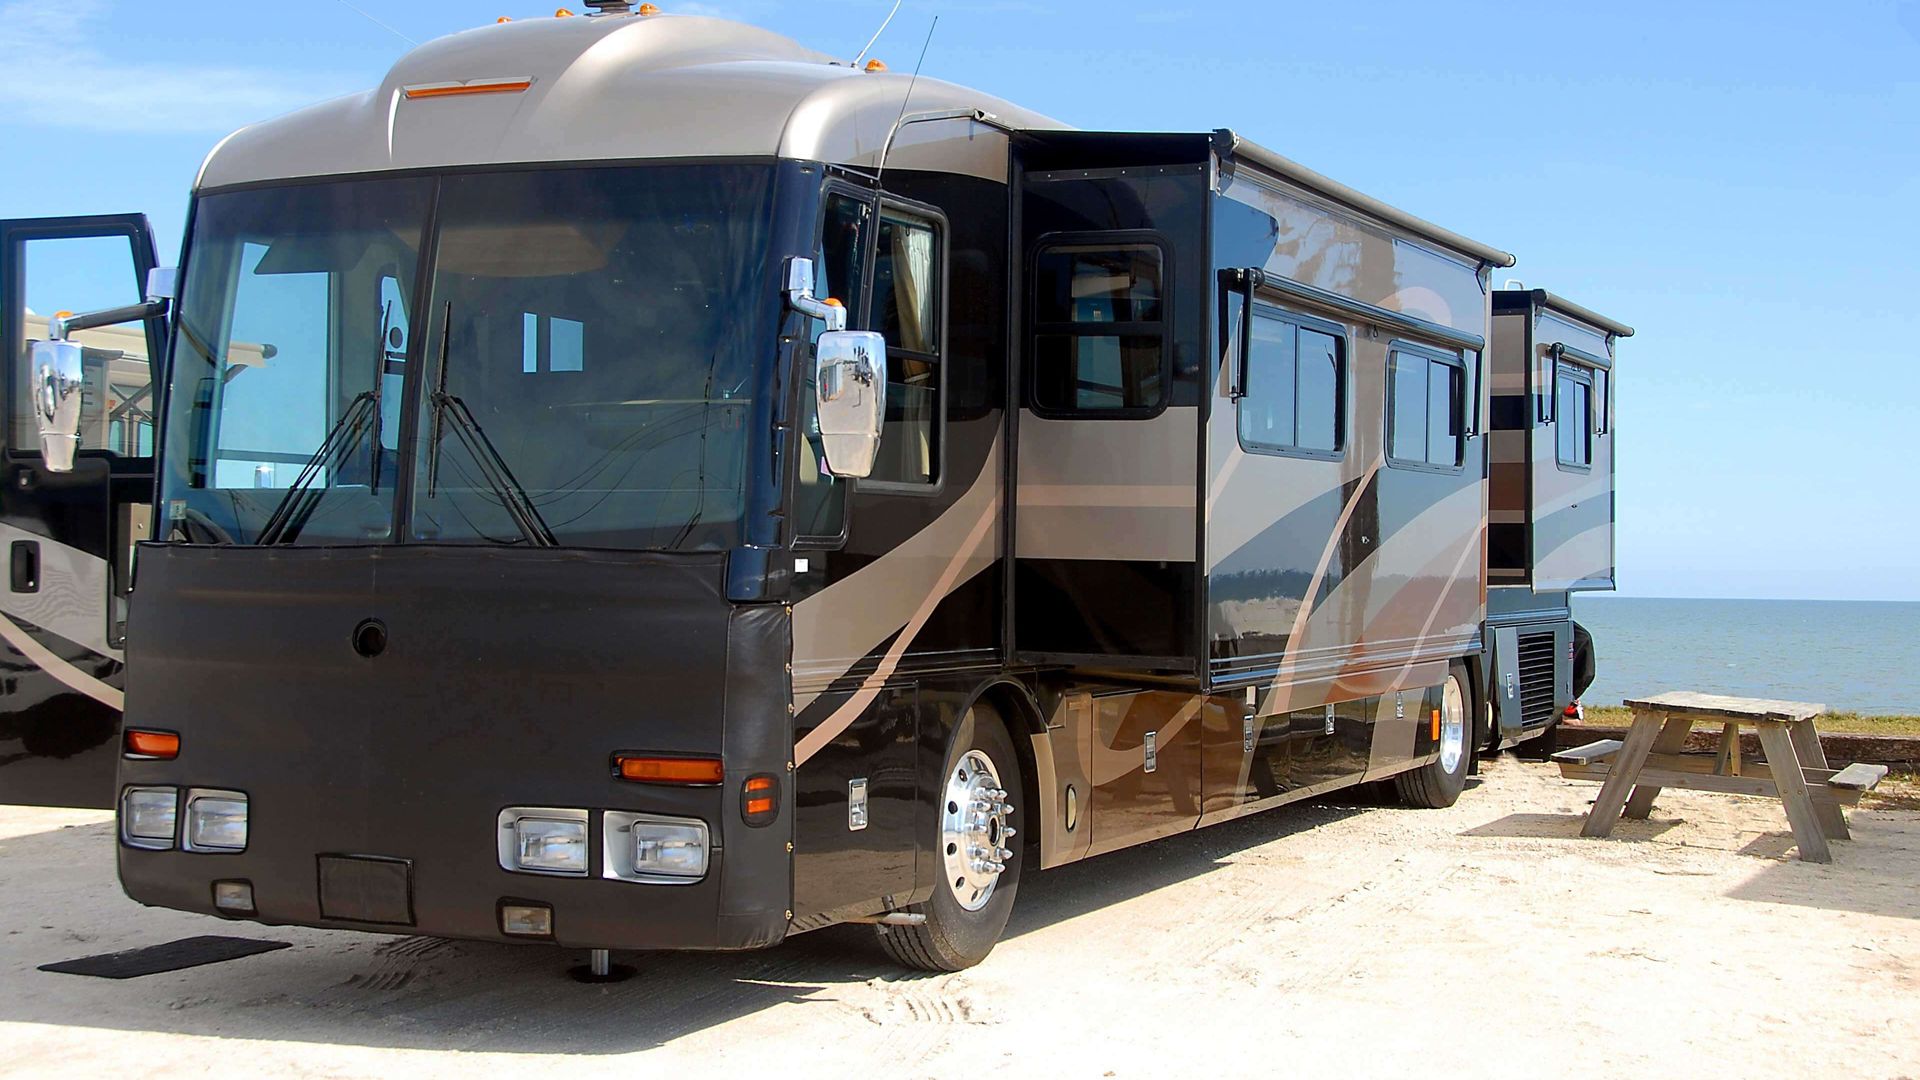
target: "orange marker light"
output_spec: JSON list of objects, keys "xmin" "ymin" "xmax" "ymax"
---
[
  {"xmin": 823, "ymin": 297, "xmax": 844, "ymax": 309},
  {"xmin": 740, "ymin": 773, "xmax": 781, "ymax": 826},
  {"xmin": 865, "ymin": 59, "xmax": 888, "ymax": 73},
  {"xmin": 403, "ymin": 78, "xmax": 534, "ymax": 100},
  {"xmin": 497, "ymin": 15, "xmax": 512, "ymax": 22},
  {"xmin": 125, "ymin": 729, "xmax": 180, "ymax": 760},
  {"xmin": 555, "ymin": 7, "xmax": 574, "ymax": 15},
  {"xmin": 1430, "ymin": 709, "xmax": 1442, "ymax": 741},
  {"xmin": 638, "ymin": 2, "xmax": 661, "ymax": 13},
  {"xmin": 615, "ymin": 755, "xmax": 725, "ymax": 785}
]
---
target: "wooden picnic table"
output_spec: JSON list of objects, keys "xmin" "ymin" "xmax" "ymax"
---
[{"xmin": 1553, "ymin": 691, "xmax": 1888, "ymax": 863}]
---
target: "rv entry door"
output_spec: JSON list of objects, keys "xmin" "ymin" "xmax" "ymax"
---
[{"xmin": 0, "ymin": 213, "xmax": 164, "ymax": 808}]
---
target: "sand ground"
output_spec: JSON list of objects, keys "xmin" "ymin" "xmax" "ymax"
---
[{"xmin": 2, "ymin": 758, "xmax": 1917, "ymax": 1079}]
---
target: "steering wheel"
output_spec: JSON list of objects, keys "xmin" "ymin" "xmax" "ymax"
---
[{"xmin": 170, "ymin": 505, "xmax": 237, "ymax": 546}]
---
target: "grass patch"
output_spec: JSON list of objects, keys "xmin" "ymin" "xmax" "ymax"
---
[
  {"xmin": 1581, "ymin": 706, "xmax": 1920, "ymax": 737},
  {"xmin": 1864, "ymin": 773, "xmax": 1920, "ymax": 811}
]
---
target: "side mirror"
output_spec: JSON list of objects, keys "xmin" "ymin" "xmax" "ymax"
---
[
  {"xmin": 31, "ymin": 340, "xmax": 85, "ymax": 472},
  {"xmin": 814, "ymin": 330, "xmax": 888, "ymax": 479}
]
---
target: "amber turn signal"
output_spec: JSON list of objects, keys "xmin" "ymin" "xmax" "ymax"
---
[
  {"xmin": 614, "ymin": 755, "xmax": 724, "ymax": 785},
  {"xmin": 1430, "ymin": 709, "xmax": 1441, "ymax": 741},
  {"xmin": 124, "ymin": 729, "xmax": 180, "ymax": 760},
  {"xmin": 741, "ymin": 773, "xmax": 780, "ymax": 827}
]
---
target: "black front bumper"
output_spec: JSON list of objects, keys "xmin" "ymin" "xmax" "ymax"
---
[{"xmin": 117, "ymin": 543, "xmax": 794, "ymax": 951}]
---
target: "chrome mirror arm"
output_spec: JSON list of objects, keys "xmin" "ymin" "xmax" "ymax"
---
[
  {"xmin": 784, "ymin": 257, "xmax": 846, "ymax": 332},
  {"xmin": 48, "ymin": 297, "xmax": 169, "ymax": 342}
]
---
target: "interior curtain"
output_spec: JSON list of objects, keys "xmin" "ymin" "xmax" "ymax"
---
[{"xmin": 891, "ymin": 223, "xmax": 932, "ymax": 354}]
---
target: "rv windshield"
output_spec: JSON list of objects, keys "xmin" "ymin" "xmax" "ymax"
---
[{"xmin": 158, "ymin": 164, "xmax": 776, "ymax": 550}]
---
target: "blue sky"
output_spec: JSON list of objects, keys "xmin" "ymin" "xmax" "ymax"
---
[{"xmin": 3, "ymin": 0, "xmax": 1916, "ymax": 601}]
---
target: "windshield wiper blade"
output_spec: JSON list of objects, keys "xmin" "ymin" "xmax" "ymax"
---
[
  {"xmin": 255, "ymin": 390, "xmax": 377, "ymax": 546},
  {"xmin": 424, "ymin": 304, "xmax": 557, "ymax": 548},
  {"xmin": 256, "ymin": 299, "xmax": 403, "ymax": 546}
]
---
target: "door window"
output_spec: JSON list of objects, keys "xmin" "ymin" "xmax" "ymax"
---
[
  {"xmin": 866, "ymin": 207, "xmax": 943, "ymax": 487},
  {"xmin": 14, "ymin": 233, "xmax": 153, "ymax": 455}
]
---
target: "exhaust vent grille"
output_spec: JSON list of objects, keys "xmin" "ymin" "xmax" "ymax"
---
[{"xmin": 1517, "ymin": 631, "xmax": 1557, "ymax": 727}]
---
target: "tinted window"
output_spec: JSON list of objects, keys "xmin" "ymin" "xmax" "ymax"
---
[
  {"xmin": 1556, "ymin": 366, "xmax": 1593, "ymax": 468},
  {"xmin": 1032, "ymin": 242, "xmax": 1166, "ymax": 415},
  {"xmin": 868, "ymin": 208, "xmax": 942, "ymax": 486},
  {"xmin": 158, "ymin": 165, "xmax": 778, "ymax": 550},
  {"xmin": 408, "ymin": 165, "xmax": 775, "ymax": 548},
  {"xmin": 1239, "ymin": 308, "xmax": 1344, "ymax": 456},
  {"xmin": 16, "ymin": 233, "xmax": 151, "ymax": 456},
  {"xmin": 1388, "ymin": 349, "xmax": 1466, "ymax": 469}
]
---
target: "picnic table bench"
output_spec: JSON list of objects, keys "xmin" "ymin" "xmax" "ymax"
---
[{"xmin": 1552, "ymin": 691, "xmax": 1888, "ymax": 863}]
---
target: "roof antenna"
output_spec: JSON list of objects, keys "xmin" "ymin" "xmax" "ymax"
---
[
  {"xmin": 332, "ymin": 0, "xmax": 417, "ymax": 46},
  {"xmin": 875, "ymin": 15, "xmax": 939, "ymax": 184},
  {"xmin": 854, "ymin": 0, "xmax": 905, "ymax": 67}
]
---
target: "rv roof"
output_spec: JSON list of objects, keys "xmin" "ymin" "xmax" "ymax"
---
[
  {"xmin": 195, "ymin": 12, "xmax": 1063, "ymax": 191},
  {"xmin": 192, "ymin": 11, "xmax": 1513, "ymax": 279},
  {"xmin": 1218, "ymin": 132, "xmax": 1516, "ymax": 269},
  {"xmin": 1496, "ymin": 289, "xmax": 1635, "ymax": 338}
]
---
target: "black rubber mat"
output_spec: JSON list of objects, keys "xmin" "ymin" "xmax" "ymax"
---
[{"xmin": 39, "ymin": 936, "xmax": 291, "ymax": 979}]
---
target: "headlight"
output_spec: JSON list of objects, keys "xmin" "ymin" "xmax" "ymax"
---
[
  {"xmin": 121, "ymin": 786, "xmax": 179, "ymax": 849},
  {"xmin": 497, "ymin": 808, "xmax": 589, "ymax": 876},
  {"xmin": 603, "ymin": 812, "xmax": 709, "ymax": 884},
  {"xmin": 183, "ymin": 789, "xmax": 249, "ymax": 852}
]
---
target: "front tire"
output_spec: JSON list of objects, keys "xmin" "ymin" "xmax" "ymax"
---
[
  {"xmin": 1395, "ymin": 665, "xmax": 1472, "ymax": 808},
  {"xmin": 877, "ymin": 701, "xmax": 1023, "ymax": 972}
]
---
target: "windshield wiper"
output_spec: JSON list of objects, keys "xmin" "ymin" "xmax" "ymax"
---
[
  {"xmin": 255, "ymin": 390, "xmax": 377, "ymax": 546},
  {"xmin": 424, "ymin": 304, "xmax": 557, "ymax": 548},
  {"xmin": 256, "ymin": 300, "xmax": 402, "ymax": 546}
]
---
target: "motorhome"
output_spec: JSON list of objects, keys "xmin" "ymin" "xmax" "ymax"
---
[{"xmin": 8, "ymin": 5, "xmax": 1627, "ymax": 971}]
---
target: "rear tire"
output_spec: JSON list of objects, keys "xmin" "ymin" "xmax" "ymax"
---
[
  {"xmin": 1395, "ymin": 665, "xmax": 1472, "ymax": 809},
  {"xmin": 876, "ymin": 701, "xmax": 1023, "ymax": 972}
]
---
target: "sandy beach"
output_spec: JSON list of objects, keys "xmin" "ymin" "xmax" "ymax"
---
[{"xmin": 2, "ymin": 757, "xmax": 1916, "ymax": 1079}]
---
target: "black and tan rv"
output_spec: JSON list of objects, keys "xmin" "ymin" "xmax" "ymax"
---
[{"xmin": 20, "ymin": 7, "xmax": 1628, "ymax": 971}]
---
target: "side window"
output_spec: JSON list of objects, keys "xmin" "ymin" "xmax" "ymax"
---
[
  {"xmin": 16, "ymin": 234, "xmax": 151, "ymax": 456},
  {"xmin": 1031, "ymin": 242, "xmax": 1166, "ymax": 416},
  {"xmin": 1239, "ymin": 307, "xmax": 1345, "ymax": 456},
  {"xmin": 794, "ymin": 192, "xmax": 869, "ymax": 540},
  {"xmin": 1387, "ymin": 347, "xmax": 1466, "ymax": 470},
  {"xmin": 867, "ymin": 207, "xmax": 942, "ymax": 486},
  {"xmin": 1555, "ymin": 363, "xmax": 1594, "ymax": 468}
]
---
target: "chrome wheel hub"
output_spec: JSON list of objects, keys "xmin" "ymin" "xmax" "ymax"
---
[
  {"xmin": 940, "ymin": 749, "xmax": 1015, "ymax": 912},
  {"xmin": 1439, "ymin": 674, "xmax": 1467, "ymax": 774}
]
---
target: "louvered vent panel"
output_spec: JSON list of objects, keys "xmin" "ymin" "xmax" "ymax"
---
[{"xmin": 1517, "ymin": 632, "xmax": 1557, "ymax": 727}]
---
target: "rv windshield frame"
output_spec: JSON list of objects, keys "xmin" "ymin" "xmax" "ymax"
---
[{"xmin": 156, "ymin": 161, "xmax": 787, "ymax": 553}]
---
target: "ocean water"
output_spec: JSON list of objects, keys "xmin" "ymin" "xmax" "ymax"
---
[{"xmin": 1572, "ymin": 597, "xmax": 1920, "ymax": 716}]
